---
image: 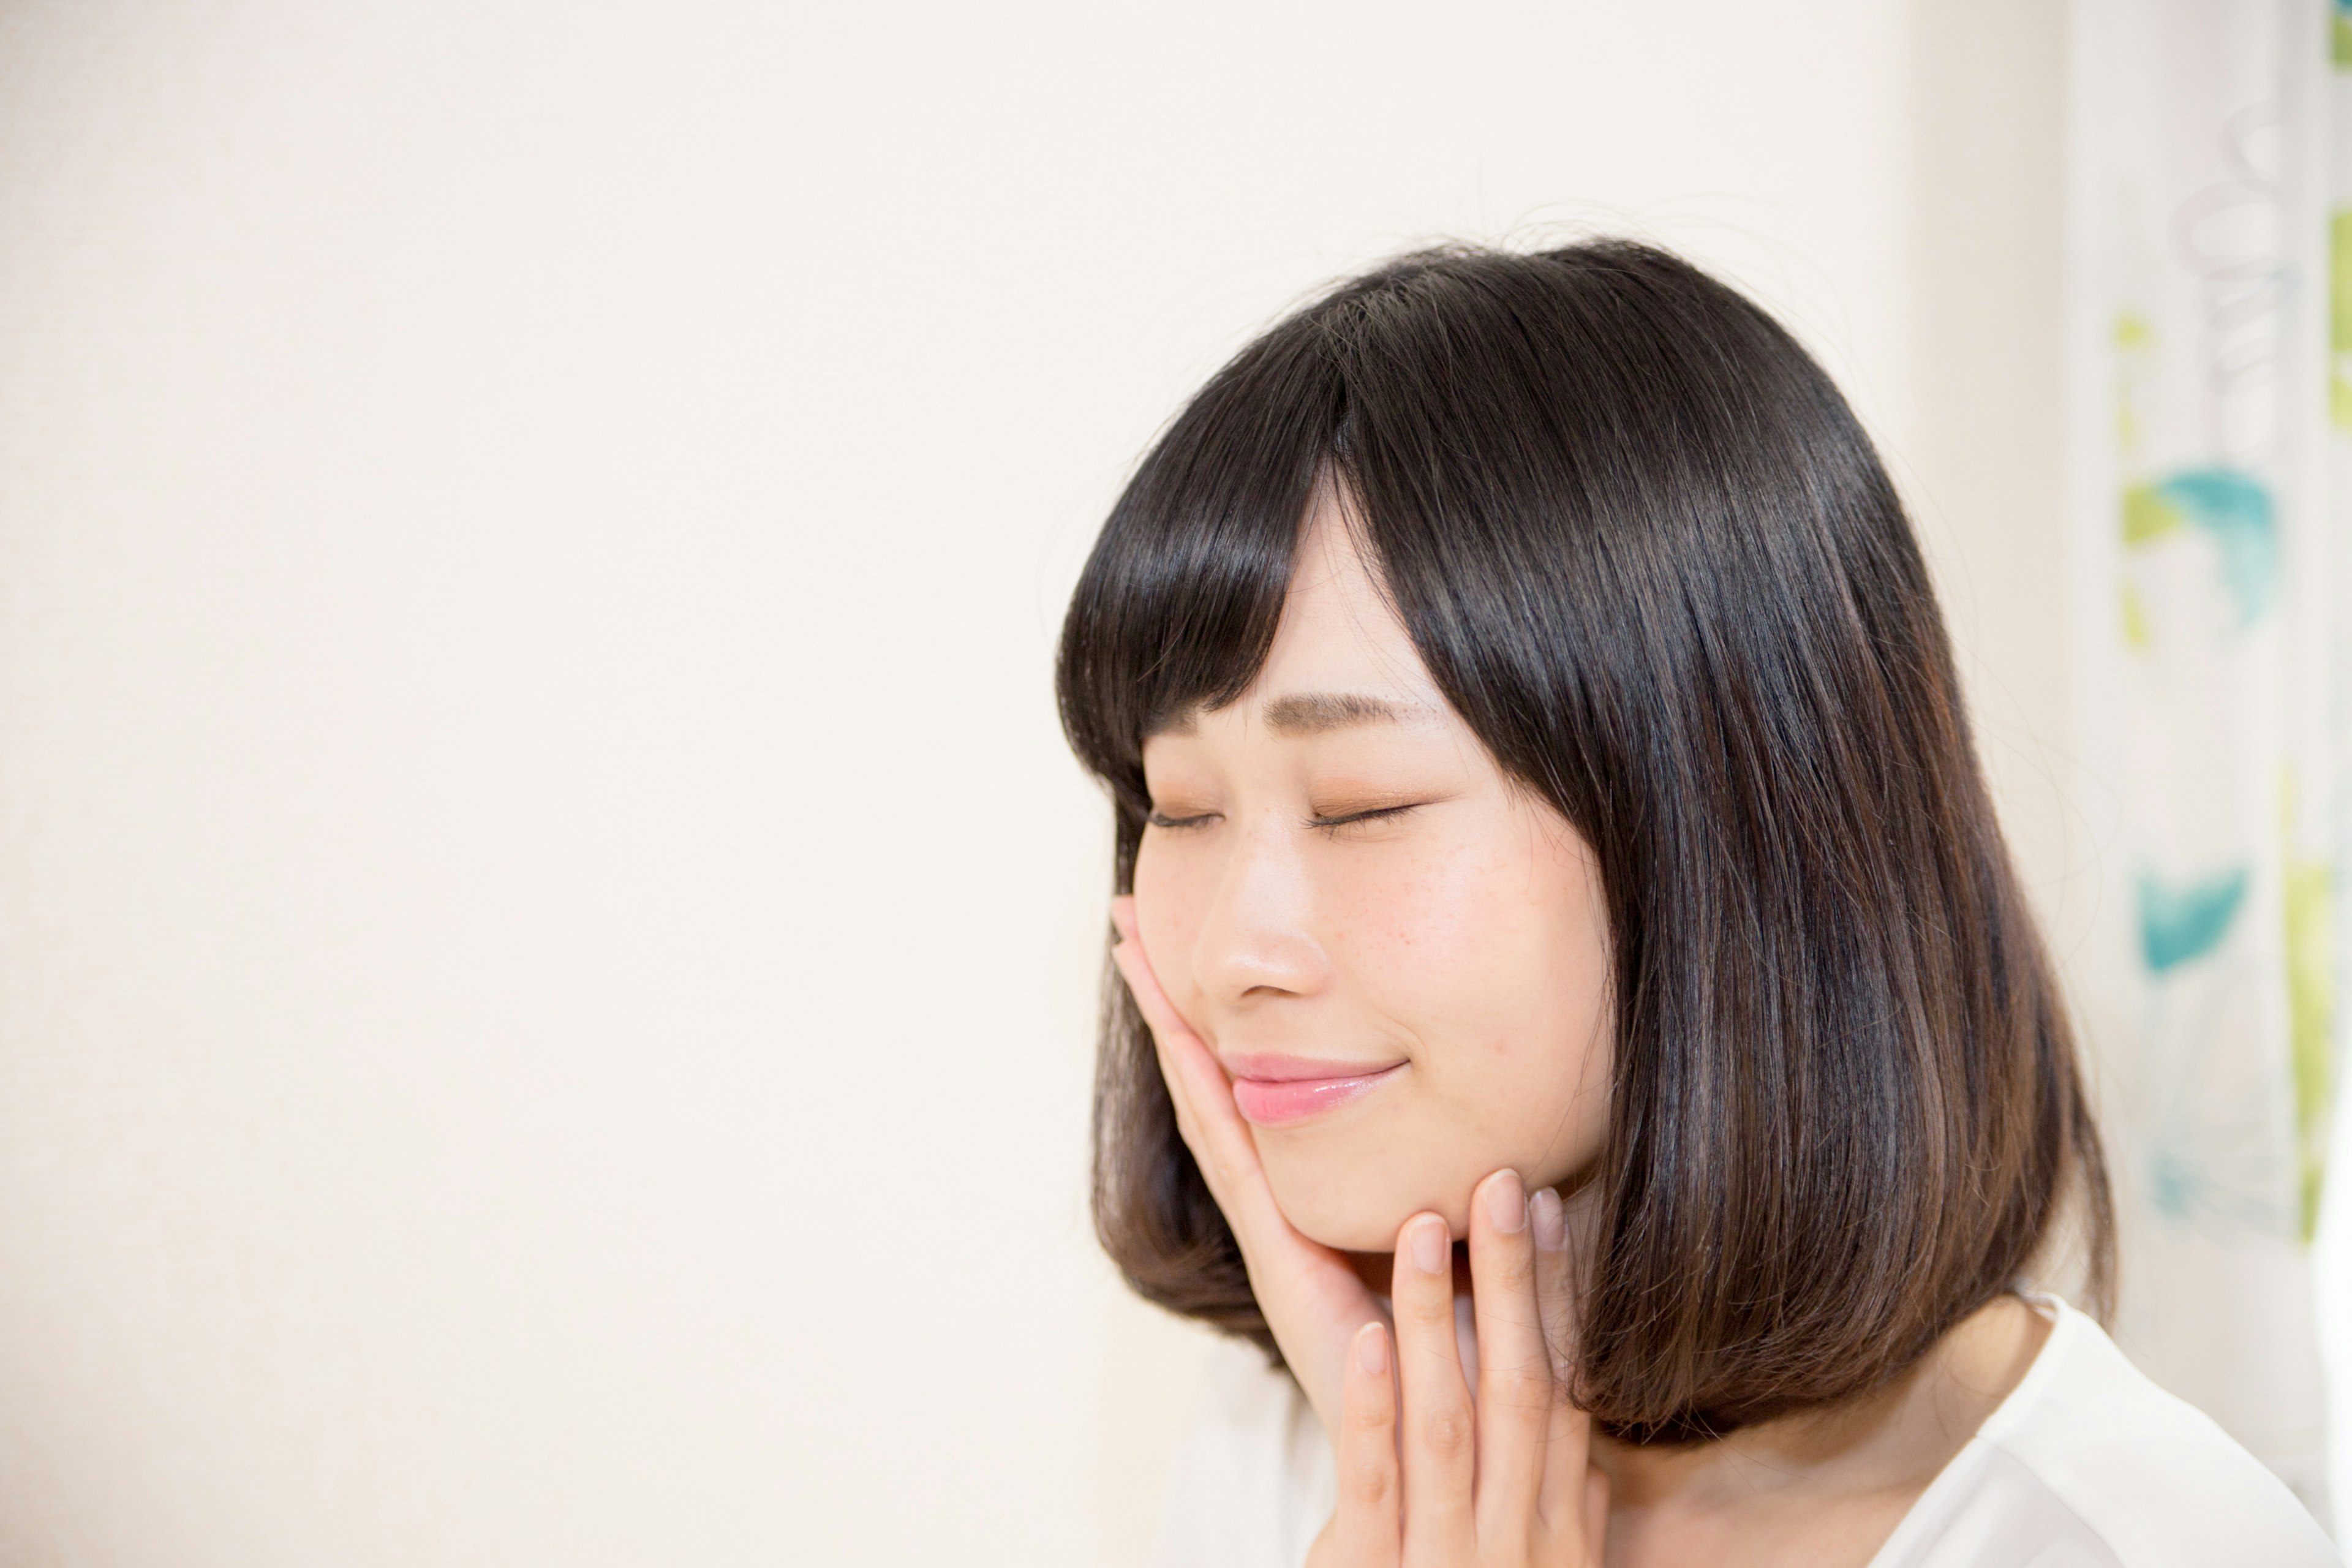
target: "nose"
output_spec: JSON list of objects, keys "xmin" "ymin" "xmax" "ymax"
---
[{"xmin": 1189, "ymin": 814, "xmax": 1329, "ymax": 1005}]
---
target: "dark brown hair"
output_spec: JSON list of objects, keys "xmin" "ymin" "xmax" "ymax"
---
[{"xmin": 1054, "ymin": 239, "xmax": 2113, "ymax": 1442}]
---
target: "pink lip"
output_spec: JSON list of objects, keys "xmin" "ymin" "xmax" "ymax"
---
[{"xmin": 1221, "ymin": 1054, "xmax": 1407, "ymax": 1128}]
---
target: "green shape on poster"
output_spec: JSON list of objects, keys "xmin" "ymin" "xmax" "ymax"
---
[
  {"xmin": 2334, "ymin": 211, "xmax": 2352, "ymax": 428},
  {"xmin": 2119, "ymin": 581, "xmax": 2150, "ymax": 650},
  {"xmin": 2285, "ymin": 853, "xmax": 2337, "ymax": 1242},
  {"xmin": 2121, "ymin": 481, "xmax": 2184, "ymax": 545}
]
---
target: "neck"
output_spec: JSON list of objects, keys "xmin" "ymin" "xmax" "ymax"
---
[
  {"xmin": 1589, "ymin": 1294, "xmax": 2051, "ymax": 1562},
  {"xmin": 1348, "ymin": 1182, "xmax": 2054, "ymax": 1564}
]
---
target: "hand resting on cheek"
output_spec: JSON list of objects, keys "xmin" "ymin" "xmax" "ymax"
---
[{"xmin": 1112, "ymin": 899, "xmax": 1608, "ymax": 1565}]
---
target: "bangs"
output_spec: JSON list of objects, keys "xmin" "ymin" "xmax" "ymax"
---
[{"xmin": 1054, "ymin": 317, "xmax": 1346, "ymax": 824}]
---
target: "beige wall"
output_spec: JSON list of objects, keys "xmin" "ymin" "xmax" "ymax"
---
[
  {"xmin": 1904, "ymin": 0, "xmax": 2090, "ymax": 965},
  {"xmin": 0, "ymin": 3, "xmax": 2073, "ymax": 1563}
]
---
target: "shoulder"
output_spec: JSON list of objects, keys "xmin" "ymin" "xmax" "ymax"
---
[
  {"xmin": 1876, "ymin": 1299, "xmax": 2340, "ymax": 1568},
  {"xmin": 1152, "ymin": 1335, "xmax": 1333, "ymax": 1568}
]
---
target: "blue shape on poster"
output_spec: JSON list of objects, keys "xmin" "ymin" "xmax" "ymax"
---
[
  {"xmin": 2136, "ymin": 864, "xmax": 2251, "ymax": 972},
  {"xmin": 2151, "ymin": 469, "xmax": 2277, "ymax": 628},
  {"xmin": 2150, "ymin": 1147, "xmax": 2195, "ymax": 1218}
]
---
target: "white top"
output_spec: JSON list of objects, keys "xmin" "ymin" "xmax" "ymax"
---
[{"xmin": 1152, "ymin": 1295, "xmax": 2341, "ymax": 1567}]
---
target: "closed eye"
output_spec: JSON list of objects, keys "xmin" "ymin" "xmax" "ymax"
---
[
  {"xmin": 1308, "ymin": 802, "xmax": 1422, "ymax": 833},
  {"xmin": 1145, "ymin": 810, "xmax": 1219, "ymax": 831}
]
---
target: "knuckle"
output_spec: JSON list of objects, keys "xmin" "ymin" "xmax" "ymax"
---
[
  {"xmin": 1342, "ymin": 1450, "xmax": 1395, "ymax": 1509},
  {"xmin": 1479, "ymin": 1245, "xmax": 1534, "ymax": 1285},
  {"xmin": 1489, "ymin": 1362, "xmax": 1550, "ymax": 1411},
  {"xmin": 1483, "ymin": 1298, "xmax": 1540, "ymax": 1335},
  {"xmin": 1348, "ymin": 1392, "xmax": 1393, "ymax": 1434},
  {"xmin": 1415, "ymin": 1403, "xmax": 1472, "ymax": 1457},
  {"xmin": 1400, "ymin": 1291, "xmax": 1455, "ymax": 1328}
]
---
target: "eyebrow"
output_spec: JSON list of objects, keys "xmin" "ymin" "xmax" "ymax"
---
[
  {"xmin": 1264, "ymin": 692, "xmax": 1423, "ymax": 736},
  {"xmin": 1148, "ymin": 691, "xmax": 1429, "ymax": 739}
]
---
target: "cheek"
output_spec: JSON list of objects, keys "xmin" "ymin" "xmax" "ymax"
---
[
  {"xmin": 1333, "ymin": 824, "xmax": 1610, "ymax": 1096},
  {"xmin": 1130, "ymin": 839, "xmax": 1205, "ymax": 1000},
  {"xmin": 1332, "ymin": 841, "xmax": 1541, "ymax": 1027}
]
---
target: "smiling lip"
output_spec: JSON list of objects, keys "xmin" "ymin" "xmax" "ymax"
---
[{"xmin": 1221, "ymin": 1053, "xmax": 1407, "ymax": 1128}]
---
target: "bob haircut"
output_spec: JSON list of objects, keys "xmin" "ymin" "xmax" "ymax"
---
[{"xmin": 1055, "ymin": 239, "xmax": 2113, "ymax": 1442}]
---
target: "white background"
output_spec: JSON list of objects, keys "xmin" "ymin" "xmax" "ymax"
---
[{"xmin": 0, "ymin": 2, "xmax": 2089, "ymax": 1562}]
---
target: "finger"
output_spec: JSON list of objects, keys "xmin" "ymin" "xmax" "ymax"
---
[
  {"xmin": 1108, "ymin": 897, "xmax": 1215, "ymax": 1130},
  {"xmin": 1531, "ymin": 1183, "xmax": 1578, "ymax": 1385},
  {"xmin": 1106, "ymin": 901, "xmax": 1286, "ymax": 1240},
  {"xmin": 1531, "ymin": 1185, "xmax": 1594, "ymax": 1530},
  {"xmin": 1468, "ymin": 1169, "xmax": 1549, "ymax": 1537},
  {"xmin": 1105, "ymin": 902, "xmax": 1221, "ymax": 1154},
  {"xmin": 1324, "ymin": 1322, "xmax": 1403, "ymax": 1566},
  {"xmin": 1107, "ymin": 897, "xmax": 1197, "ymax": 1057},
  {"xmin": 1118, "ymin": 946, "xmax": 1210, "ymax": 1155},
  {"xmin": 1393, "ymin": 1212, "xmax": 1476, "ymax": 1558},
  {"xmin": 1109, "ymin": 896, "xmax": 1385, "ymax": 1447},
  {"xmin": 1110, "ymin": 941, "xmax": 1243, "ymax": 1196}
]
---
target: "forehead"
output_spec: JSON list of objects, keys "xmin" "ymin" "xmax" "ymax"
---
[
  {"xmin": 1148, "ymin": 497, "xmax": 1450, "ymax": 742},
  {"xmin": 1262, "ymin": 500, "xmax": 1425, "ymax": 683}
]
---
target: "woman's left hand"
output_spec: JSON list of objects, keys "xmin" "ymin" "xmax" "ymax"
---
[{"xmin": 1306, "ymin": 1169, "xmax": 1610, "ymax": 1567}]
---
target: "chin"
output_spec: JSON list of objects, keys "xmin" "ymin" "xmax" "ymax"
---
[{"xmin": 1264, "ymin": 1158, "xmax": 1477, "ymax": 1253}]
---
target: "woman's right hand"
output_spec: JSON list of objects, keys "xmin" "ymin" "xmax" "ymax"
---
[
  {"xmin": 1107, "ymin": 894, "xmax": 1386, "ymax": 1446},
  {"xmin": 1307, "ymin": 1175, "xmax": 1607, "ymax": 1567}
]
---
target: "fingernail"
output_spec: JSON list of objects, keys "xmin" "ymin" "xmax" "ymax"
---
[
  {"xmin": 1409, "ymin": 1215, "xmax": 1448, "ymax": 1275},
  {"xmin": 1530, "ymin": 1186, "xmax": 1565, "ymax": 1251},
  {"xmin": 1356, "ymin": 1323, "xmax": 1387, "ymax": 1375},
  {"xmin": 1487, "ymin": 1170, "xmax": 1526, "ymax": 1234}
]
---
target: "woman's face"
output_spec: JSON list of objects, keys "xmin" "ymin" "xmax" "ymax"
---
[{"xmin": 1132, "ymin": 485, "xmax": 1615, "ymax": 1252}]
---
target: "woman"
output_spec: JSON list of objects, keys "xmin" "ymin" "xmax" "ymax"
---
[{"xmin": 1054, "ymin": 240, "xmax": 2339, "ymax": 1567}]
